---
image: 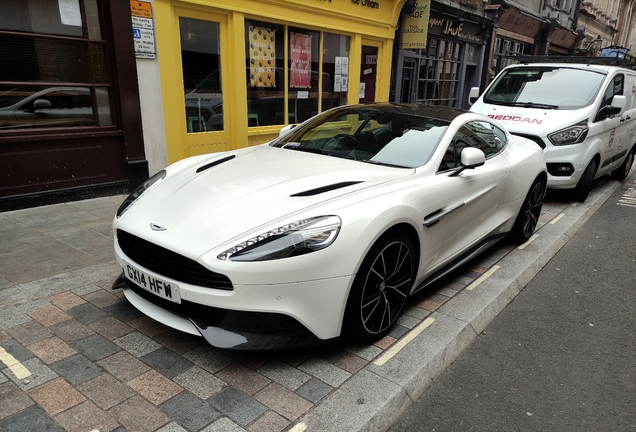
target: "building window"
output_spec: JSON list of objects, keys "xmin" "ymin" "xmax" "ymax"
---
[
  {"xmin": 492, "ymin": 36, "xmax": 532, "ymax": 76},
  {"xmin": 180, "ymin": 18, "xmax": 222, "ymax": 133},
  {"xmin": 0, "ymin": 0, "xmax": 113, "ymax": 131},
  {"xmin": 244, "ymin": 19, "xmax": 350, "ymax": 127},
  {"xmin": 417, "ymin": 38, "xmax": 462, "ymax": 106}
]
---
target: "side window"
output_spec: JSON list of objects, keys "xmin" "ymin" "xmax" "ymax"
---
[
  {"xmin": 462, "ymin": 121, "xmax": 506, "ymax": 157},
  {"xmin": 602, "ymin": 74, "xmax": 624, "ymax": 106},
  {"xmin": 439, "ymin": 126, "xmax": 470, "ymax": 172}
]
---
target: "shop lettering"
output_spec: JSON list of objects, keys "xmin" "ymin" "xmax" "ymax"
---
[
  {"xmin": 403, "ymin": 25, "xmax": 424, "ymax": 34},
  {"xmin": 487, "ymin": 114, "xmax": 543, "ymax": 124},
  {"xmin": 429, "ymin": 17, "xmax": 481, "ymax": 42},
  {"xmin": 351, "ymin": 0, "xmax": 380, "ymax": 9},
  {"xmin": 443, "ymin": 21, "xmax": 464, "ymax": 37}
]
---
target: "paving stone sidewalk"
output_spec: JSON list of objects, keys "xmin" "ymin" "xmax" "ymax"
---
[{"xmin": 0, "ymin": 175, "xmax": 624, "ymax": 432}]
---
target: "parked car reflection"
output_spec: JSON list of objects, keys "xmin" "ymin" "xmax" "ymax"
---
[{"xmin": 0, "ymin": 86, "xmax": 112, "ymax": 130}]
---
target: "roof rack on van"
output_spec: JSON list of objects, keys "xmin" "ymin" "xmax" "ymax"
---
[{"xmin": 503, "ymin": 55, "xmax": 636, "ymax": 69}]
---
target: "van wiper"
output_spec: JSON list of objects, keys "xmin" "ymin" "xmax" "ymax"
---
[{"xmin": 509, "ymin": 101, "xmax": 558, "ymax": 109}]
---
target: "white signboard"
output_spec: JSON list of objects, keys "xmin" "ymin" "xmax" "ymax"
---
[{"xmin": 131, "ymin": 1, "xmax": 156, "ymax": 59}]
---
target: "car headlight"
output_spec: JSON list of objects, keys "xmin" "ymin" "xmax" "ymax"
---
[
  {"xmin": 218, "ymin": 216, "xmax": 341, "ymax": 262},
  {"xmin": 116, "ymin": 170, "xmax": 166, "ymax": 218},
  {"xmin": 547, "ymin": 121, "xmax": 588, "ymax": 146}
]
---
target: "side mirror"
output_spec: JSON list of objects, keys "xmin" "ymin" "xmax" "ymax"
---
[
  {"xmin": 32, "ymin": 99, "xmax": 52, "ymax": 111},
  {"xmin": 596, "ymin": 95, "xmax": 626, "ymax": 121},
  {"xmin": 279, "ymin": 124, "xmax": 296, "ymax": 137},
  {"xmin": 469, "ymin": 87, "xmax": 480, "ymax": 105},
  {"xmin": 449, "ymin": 147, "xmax": 485, "ymax": 177}
]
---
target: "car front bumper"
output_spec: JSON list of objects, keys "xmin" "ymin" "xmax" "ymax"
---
[{"xmin": 113, "ymin": 243, "xmax": 354, "ymax": 349}]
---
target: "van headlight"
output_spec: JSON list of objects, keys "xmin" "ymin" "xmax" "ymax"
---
[
  {"xmin": 116, "ymin": 170, "xmax": 166, "ymax": 218},
  {"xmin": 548, "ymin": 121, "xmax": 588, "ymax": 146},
  {"xmin": 218, "ymin": 216, "xmax": 341, "ymax": 261}
]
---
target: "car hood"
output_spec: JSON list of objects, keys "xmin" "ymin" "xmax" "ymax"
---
[{"xmin": 118, "ymin": 145, "xmax": 414, "ymax": 259}]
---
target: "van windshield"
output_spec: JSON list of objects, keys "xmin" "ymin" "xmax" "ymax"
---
[{"xmin": 483, "ymin": 67, "xmax": 606, "ymax": 110}]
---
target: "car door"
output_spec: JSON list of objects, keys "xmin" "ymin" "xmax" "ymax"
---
[{"xmin": 416, "ymin": 120, "xmax": 512, "ymax": 275}]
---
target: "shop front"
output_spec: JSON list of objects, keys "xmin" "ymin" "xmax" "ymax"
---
[
  {"xmin": 154, "ymin": 0, "xmax": 406, "ymax": 163},
  {"xmin": 393, "ymin": 6, "xmax": 490, "ymax": 109}
]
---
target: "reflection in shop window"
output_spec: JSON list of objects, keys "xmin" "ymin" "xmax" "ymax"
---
[
  {"xmin": 180, "ymin": 17, "xmax": 222, "ymax": 133},
  {"xmin": 0, "ymin": 85, "xmax": 111, "ymax": 129}
]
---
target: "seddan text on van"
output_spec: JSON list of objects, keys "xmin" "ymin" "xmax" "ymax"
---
[{"xmin": 469, "ymin": 61, "xmax": 636, "ymax": 202}]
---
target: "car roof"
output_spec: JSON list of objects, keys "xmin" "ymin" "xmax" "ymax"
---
[{"xmin": 337, "ymin": 102, "xmax": 469, "ymax": 123}]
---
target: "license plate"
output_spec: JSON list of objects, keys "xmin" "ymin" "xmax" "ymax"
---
[{"xmin": 123, "ymin": 262, "xmax": 181, "ymax": 303}]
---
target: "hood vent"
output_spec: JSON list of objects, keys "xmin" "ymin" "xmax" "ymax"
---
[
  {"xmin": 291, "ymin": 181, "xmax": 363, "ymax": 197},
  {"xmin": 196, "ymin": 155, "xmax": 236, "ymax": 173}
]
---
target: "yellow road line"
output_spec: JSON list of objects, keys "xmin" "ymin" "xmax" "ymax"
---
[
  {"xmin": 0, "ymin": 347, "xmax": 31, "ymax": 380},
  {"xmin": 518, "ymin": 234, "xmax": 538, "ymax": 250},
  {"xmin": 550, "ymin": 213, "xmax": 565, "ymax": 224},
  {"xmin": 374, "ymin": 317, "xmax": 435, "ymax": 366},
  {"xmin": 466, "ymin": 265, "xmax": 500, "ymax": 291},
  {"xmin": 289, "ymin": 423, "xmax": 307, "ymax": 432}
]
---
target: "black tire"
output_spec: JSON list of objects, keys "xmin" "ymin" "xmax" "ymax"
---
[
  {"xmin": 344, "ymin": 232, "xmax": 415, "ymax": 342},
  {"xmin": 510, "ymin": 176, "xmax": 546, "ymax": 243},
  {"xmin": 572, "ymin": 159, "xmax": 597, "ymax": 202},
  {"xmin": 611, "ymin": 148, "xmax": 634, "ymax": 181}
]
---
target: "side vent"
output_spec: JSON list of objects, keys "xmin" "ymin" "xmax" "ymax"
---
[
  {"xmin": 291, "ymin": 181, "xmax": 363, "ymax": 197},
  {"xmin": 196, "ymin": 155, "xmax": 236, "ymax": 173}
]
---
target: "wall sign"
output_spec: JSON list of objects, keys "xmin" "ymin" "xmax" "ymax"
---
[
  {"xmin": 130, "ymin": 1, "xmax": 155, "ymax": 59},
  {"xmin": 400, "ymin": 1, "xmax": 431, "ymax": 49}
]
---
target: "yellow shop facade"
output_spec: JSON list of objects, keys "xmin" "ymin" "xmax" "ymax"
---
[{"xmin": 153, "ymin": 0, "xmax": 411, "ymax": 163}]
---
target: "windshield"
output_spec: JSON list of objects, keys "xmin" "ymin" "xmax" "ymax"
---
[
  {"xmin": 484, "ymin": 67, "xmax": 606, "ymax": 109},
  {"xmin": 270, "ymin": 107, "xmax": 449, "ymax": 168}
]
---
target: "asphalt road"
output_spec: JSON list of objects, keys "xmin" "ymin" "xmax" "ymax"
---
[{"xmin": 389, "ymin": 177, "xmax": 636, "ymax": 432}]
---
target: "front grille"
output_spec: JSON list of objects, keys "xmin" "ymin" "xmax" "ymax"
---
[{"xmin": 117, "ymin": 229, "xmax": 233, "ymax": 290}]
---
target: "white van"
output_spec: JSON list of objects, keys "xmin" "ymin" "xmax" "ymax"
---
[{"xmin": 469, "ymin": 60, "xmax": 636, "ymax": 201}]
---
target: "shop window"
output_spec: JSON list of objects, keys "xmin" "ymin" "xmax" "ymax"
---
[
  {"xmin": 180, "ymin": 18, "xmax": 222, "ymax": 133},
  {"xmin": 322, "ymin": 33, "xmax": 350, "ymax": 111},
  {"xmin": 492, "ymin": 36, "xmax": 532, "ymax": 76},
  {"xmin": 0, "ymin": 0, "xmax": 112, "ymax": 131},
  {"xmin": 417, "ymin": 38, "xmax": 462, "ymax": 106},
  {"xmin": 288, "ymin": 28, "xmax": 319, "ymax": 123},
  {"xmin": 244, "ymin": 20, "xmax": 350, "ymax": 127}
]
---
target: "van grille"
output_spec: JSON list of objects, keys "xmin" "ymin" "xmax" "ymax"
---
[{"xmin": 117, "ymin": 230, "xmax": 233, "ymax": 290}]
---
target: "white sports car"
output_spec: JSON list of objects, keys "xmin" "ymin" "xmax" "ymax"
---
[{"xmin": 112, "ymin": 103, "xmax": 547, "ymax": 350}]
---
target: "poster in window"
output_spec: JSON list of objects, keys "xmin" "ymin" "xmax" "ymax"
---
[
  {"xmin": 249, "ymin": 26, "xmax": 276, "ymax": 88},
  {"xmin": 290, "ymin": 33, "xmax": 312, "ymax": 88}
]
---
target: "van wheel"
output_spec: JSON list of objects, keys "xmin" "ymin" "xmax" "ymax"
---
[
  {"xmin": 611, "ymin": 148, "xmax": 634, "ymax": 181},
  {"xmin": 572, "ymin": 159, "xmax": 597, "ymax": 202}
]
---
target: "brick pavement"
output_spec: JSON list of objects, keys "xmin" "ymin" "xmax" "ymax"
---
[{"xmin": 0, "ymin": 193, "xmax": 572, "ymax": 432}]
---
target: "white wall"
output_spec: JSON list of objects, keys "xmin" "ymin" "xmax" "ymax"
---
[{"xmin": 135, "ymin": 57, "xmax": 168, "ymax": 176}]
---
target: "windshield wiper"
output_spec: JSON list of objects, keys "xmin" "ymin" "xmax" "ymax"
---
[
  {"xmin": 508, "ymin": 101, "xmax": 558, "ymax": 109},
  {"xmin": 360, "ymin": 159, "xmax": 408, "ymax": 169},
  {"xmin": 282, "ymin": 143, "xmax": 324, "ymax": 154}
]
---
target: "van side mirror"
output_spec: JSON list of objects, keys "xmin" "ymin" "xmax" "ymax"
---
[
  {"xmin": 469, "ymin": 87, "xmax": 480, "ymax": 105},
  {"xmin": 596, "ymin": 95, "xmax": 626, "ymax": 121}
]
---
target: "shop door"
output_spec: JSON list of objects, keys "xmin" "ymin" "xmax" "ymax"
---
[
  {"xmin": 393, "ymin": 51, "xmax": 420, "ymax": 103},
  {"xmin": 177, "ymin": 14, "xmax": 231, "ymax": 157},
  {"xmin": 360, "ymin": 44, "xmax": 379, "ymax": 102}
]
